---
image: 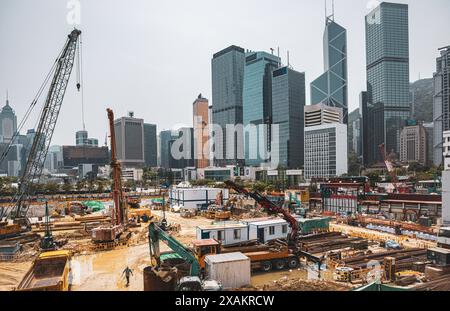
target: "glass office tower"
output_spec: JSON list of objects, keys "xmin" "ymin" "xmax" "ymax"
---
[
  {"xmin": 271, "ymin": 66, "xmax": 305, "ymax": 169},
  {"xmin": 211, "ymin": 45, "xmax": 245, "ymax": 167},
  {"xmin": 365, "ymin": 2, "xmax": 410, "ymax": 165},
  {"xmin": 243, "ymin": 51, "xmax": 280, "ymax": 167},
  {"xmin": 311, "ymin": 16, "xmax": 348, "ymax": 124}
]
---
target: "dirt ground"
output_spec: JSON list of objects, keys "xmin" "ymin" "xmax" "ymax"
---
[{"xmin": 0, "ymin": 262, "xmax": 32, "ymax": 291}]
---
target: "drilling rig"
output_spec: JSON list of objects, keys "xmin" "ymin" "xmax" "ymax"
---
[
  {"xmin": 91, "ymin": 109, "xmax": 126, "ymax": 243},
  {"xmin": 0, "ymin": 29, "xmax": 82, "ymax": 239}
]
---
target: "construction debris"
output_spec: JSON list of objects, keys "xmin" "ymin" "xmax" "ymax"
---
[{"xmin": 238, "ymin": 277, "xmax": 352, "ymax": 291}]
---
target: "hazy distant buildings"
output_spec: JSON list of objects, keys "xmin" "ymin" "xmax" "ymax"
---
[
  {"xmin": 310, "ymin": 16, "xmax": 348, "ymax": 123},
  {"xmin": 0, "ymin": 96, "xmax": 17, "ymax": 144},
  {"xmin": 348, "ymin": 108, "xmax": 361, "ymax": 156},
  {"xmin": 271, "ymin": 66, "xmax": 305, "ymax": 169},
  {"xmin": 144, "ymin": 123, "xmax": 157, "ymax": 168},
  {"xmin": 193, "ymin": 94, "xmax": 210, "ymax": 169},
  {"xmin": 243, "ymin": 51, "xmax": 280, "ymax": 167},
  {"xmin": 211, "ymin": 45, "xmax": 246, "ymax": 167},
  {"xmin": 62, "ymin": 145, "xmax": 109, "ymax": 168},
  {"xmin": 304, "ymin": 103, "xmax": 343, "ymax": 127},
  {"xmin": 114, "ymin": 113, "xmax": 145, "ymax": 168},
  {"xmin": 433, "ymin": 46, "xmax": 450, "ymax": 166},
  {"xmin": 159, "ymin": 130, "xmax": 176, "ymax": 169},
  {"xmin": 76, "ymin": 130, "xmax": 99, "ymax": 147},
  {"xmin": 399, "ymin": 121, "xmax": 427, "ymax": 166},
  {"xmin": 169, "ymin": 127, "xmax": 195, "ymax": 169},
  {"xmin": 364, "ymin": 2, "xmax": 411, "ymax": 165}
]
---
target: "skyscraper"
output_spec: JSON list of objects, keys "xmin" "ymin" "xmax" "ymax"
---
[
  {"xmin": 193, "ymin": 94, "xmax": 210, "ymax": 169},
  {"xmin": 433, "ymin": 46, "xmax": 450, "ymax": 166},
  {"xmin": 169, "ymin": 127, "xmax": 195, "ymax": 169},
  {"xmin": 211, "ymin": 45, "xmax": 245, "ymax": 167},
  {"xmin": 0, "ymin": 95, "xmax": 17, "ymax": 144},
  {"xmin": 365, "ymin": 2, "xmax": 411, "ymax": 165},
  {"xmin": 159, "ymin": 130, "xmax": 175, "ymax": 169},
  {"xmin": 243, "ymin": 51, "xmax": 280, "ymax": 167},
  {"xmin": 114, "ymin": 113, "xmax": 145, "ymax": 168},
  {"xmin": 271, "ymin": 66, "xmax": 305, "ymax": 169},
  {"xmin": 310, "ymin": 15, "xmax": 348, "ymax": 123},
  {"xmin": 144, "ymin": 123, "xmax": 157, "ymax": 168}
]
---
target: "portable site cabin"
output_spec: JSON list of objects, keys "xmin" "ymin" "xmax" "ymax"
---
[
  {"xmin": 205, "ymin": 252, "xmax": 251, "ymax": 290},
  {"xmin": 248, "ymin": 219, "xmax": 289, "ymax": 244},
  {"xmin": 196, "ymin": 223, "xmax": 248, "ymax": 246},
  {"xmin": 169, "ymin": 187, "xmax": 229, "ymax": 209},
  {"xmin": 297, "ymin": 217, "xmax": 331, "ymax": 235}
]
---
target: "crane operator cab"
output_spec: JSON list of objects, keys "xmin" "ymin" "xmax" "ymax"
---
[{"xmin": 191, "ymin": 239, "xmax": 220, "ymax": 269}]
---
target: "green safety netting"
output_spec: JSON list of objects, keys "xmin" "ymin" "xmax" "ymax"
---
[{"xmin": 83, "ymin": 201, "xmax": 105, "ymax": 212}]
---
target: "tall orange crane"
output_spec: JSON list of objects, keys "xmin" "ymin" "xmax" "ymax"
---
[
  {"xmin": 91, "ymin": 109, "xmax": 126, "ymax": 242},
  {"xmin": 107, "ymin": 108, "xmax": 126, "ymax": 226}
]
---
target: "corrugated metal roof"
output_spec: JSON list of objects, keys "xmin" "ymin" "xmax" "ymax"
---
[{"xmin": 205, "ymin": 252, "xmax": 249, "ymax": 264}]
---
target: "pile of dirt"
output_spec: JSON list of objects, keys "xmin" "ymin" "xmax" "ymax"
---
[{"xmin": 239, "ymin": 277, "xmax": 351, "ymax": 292}]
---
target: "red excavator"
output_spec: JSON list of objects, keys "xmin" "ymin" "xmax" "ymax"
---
[{"xmin": 379, "ymin": 143, "xmax": 412, "ymax": 194}]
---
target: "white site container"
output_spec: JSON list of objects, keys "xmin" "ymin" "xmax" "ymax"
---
[
  {"xmin": 248, "ymin": 219, "xmax": 290, "ymax": 243},
  {"xmin": 205, "ymin": 252, "xmax": 251, "ymax": 290},
  {"xmin": 169, "ymin": 187, "xmax": 229, "ymax": 209},
  {"xmin": 196, "ymin": 223, "xmax": 249, "ymax": 246}
]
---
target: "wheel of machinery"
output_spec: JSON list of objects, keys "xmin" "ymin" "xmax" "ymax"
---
[
  {"xmin": 261, "ymin": 260, "xmax": 272, "ymax": 272},
  {"xmin": 273, "ymin": 259, "xmax": 286, "ymax": 270},
  {"xmin": 287, "ymin": 256, "xmax": 299, "ymax": 269}
]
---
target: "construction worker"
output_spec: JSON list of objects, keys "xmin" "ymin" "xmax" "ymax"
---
[{"xmin": 122, "ymin": 266, "xmax": 134, "ymax": 287}]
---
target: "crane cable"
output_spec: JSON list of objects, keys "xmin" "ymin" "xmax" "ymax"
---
[{"xmin": 0, "ymin": 36, "xmax": 72, "ymax": 219}]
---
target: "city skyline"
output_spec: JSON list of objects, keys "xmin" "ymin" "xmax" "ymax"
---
[{"xmin": 1, "ymin": 0, "xmax": 449, "ymax": 146}]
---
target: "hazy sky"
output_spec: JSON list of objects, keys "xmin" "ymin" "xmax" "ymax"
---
[{"xmin": 0, "ymin": 0, "xmax": 449, "ymax": 146}]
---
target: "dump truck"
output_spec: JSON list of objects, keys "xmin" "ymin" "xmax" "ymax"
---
[{"xmin": 16, "ymin": 250, "xmax": 71, "ymax": 291}]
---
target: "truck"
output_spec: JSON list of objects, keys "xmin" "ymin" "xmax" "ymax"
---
[
  {"xmin": 192, "ymin": 239, "xmax": 299, "ymax": 272},
  {"xmin": 16, "ymin": 250, "xmax": 71, "ymax": 291}
]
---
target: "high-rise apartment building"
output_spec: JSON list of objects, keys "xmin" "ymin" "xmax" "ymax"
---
[
  {"xmin": 193, "ymin": 94, "xmax": 210, "ymax": 169},
  {"xmin": 271, "ymin": 66, "xmax": 305, "ymax": 169},
  {"xmin": 243, "ymin": 51, "xmax": 280, "ymax": 167},
  {"xmin": 211, "ymin": 45, "xmax": 245, "ymax": 167},
  {"xmin": 365, "ymin": 2, "xmax": 411, "ymax": 165},
  {"xmin": 310, "ymin": 16, "xmax": 348, "ymax": 123}
]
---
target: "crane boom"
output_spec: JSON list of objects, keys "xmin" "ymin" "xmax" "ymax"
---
[
  {"xmin": 224, "ymin": 180, "xmax": 299, "ymax": 250},
  {"xmin": 8, "ymin": 29, "xmax": 81, "ymax": 223}
]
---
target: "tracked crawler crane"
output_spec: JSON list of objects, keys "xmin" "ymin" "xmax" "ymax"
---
[{"xmin": 0, "ymin": 29, "xmax": 81, "ymax": 233}]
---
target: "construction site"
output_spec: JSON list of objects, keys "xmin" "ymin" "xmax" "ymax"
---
[{"xmin": 1, "ymin": 9, "xmax": 450, "ymax": 294}]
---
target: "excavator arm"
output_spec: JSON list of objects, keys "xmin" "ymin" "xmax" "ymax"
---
[
  {"xmin": 224, "ymin": 180, "xmax": 299, "ymax": 249},
  {"xmin": 148, "ymin": 222, "xmax": 201, "ymax": 276}
]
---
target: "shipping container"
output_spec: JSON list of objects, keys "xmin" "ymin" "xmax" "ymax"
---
[
  {"xmin": 204, "ymin": 252, "xmax": 250, "ymax": 289},
  {"xmin": 196, "ymin": 223, "xmax": 248, "ymax": 246}
]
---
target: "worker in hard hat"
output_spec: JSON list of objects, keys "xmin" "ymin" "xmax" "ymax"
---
[{"xmin": 122, "ymin": 266, "xmax": 134, "ymax": 287}]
